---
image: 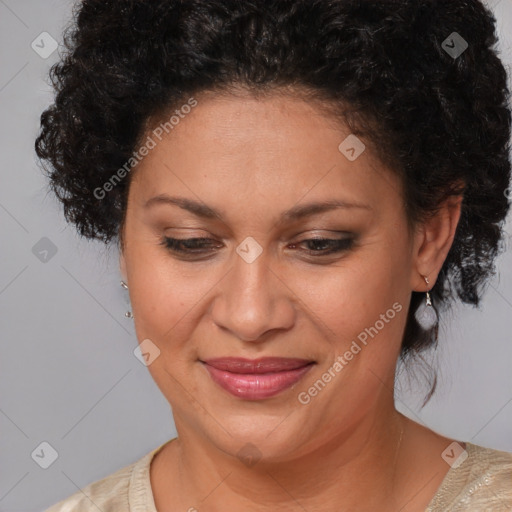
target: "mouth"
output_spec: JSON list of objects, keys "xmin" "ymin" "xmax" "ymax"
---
[{"xmin": 200, "ymin": 357, "xmax": 315, "ymax": 400}]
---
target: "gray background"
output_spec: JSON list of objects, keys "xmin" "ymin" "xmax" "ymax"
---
[{"xmin": 0, "ymin": 0, "xmax": 511, "ymax": 510}]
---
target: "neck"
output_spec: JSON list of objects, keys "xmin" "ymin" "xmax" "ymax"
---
[{"xmin": 160, "ymin": 405, "xmax": 410, "ymax": 512}]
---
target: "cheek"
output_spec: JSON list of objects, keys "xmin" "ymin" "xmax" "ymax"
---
[
  {"xmin": 301, "ymin": 238, "xmax": 409, "ymax": 374},
  {"xmin": 307, "ymin": 249, "xmax": 404, "ymax": 333},
  {"xmin": 127, "ymin": 245, "xmax": 200, "ymax": 349}
]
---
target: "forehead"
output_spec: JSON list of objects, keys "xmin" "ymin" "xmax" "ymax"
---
[{"xmin": 128, "ymin": 91, "xmax": 403, "ymax": 223}]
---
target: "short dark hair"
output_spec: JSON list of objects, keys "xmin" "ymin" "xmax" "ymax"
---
[{"xmin": 35, "ymin": 0, "xmax": 512, "ymax": 403}]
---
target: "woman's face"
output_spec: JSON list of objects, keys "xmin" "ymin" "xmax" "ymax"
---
[{"xmin": 120, "ymin": 90, "xmax": 426, "ymax": 460}]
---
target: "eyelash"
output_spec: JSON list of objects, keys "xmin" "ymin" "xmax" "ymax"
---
[{"xmin": 159, "ymin": 236, "xmax": 355, "ymax": 258}]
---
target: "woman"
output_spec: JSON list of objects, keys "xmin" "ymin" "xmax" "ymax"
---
[{"xmin": 37, "ymin": 0, "xmax": 512, "ymax": 510}]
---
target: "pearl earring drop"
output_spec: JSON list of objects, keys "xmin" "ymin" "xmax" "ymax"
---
[{"xmin": 414, "ymin": 276, "xmax": 438, "ymax": 329}]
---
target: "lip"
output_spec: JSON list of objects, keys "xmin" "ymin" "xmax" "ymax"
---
[{"xmin": 201, "ymin": 357, "xmax": 315, "ymax": 399}]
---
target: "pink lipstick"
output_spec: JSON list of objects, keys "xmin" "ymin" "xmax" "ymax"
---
[{"xmin": 201, "ymin": 357, "xmax": 315, "ymax": 400}]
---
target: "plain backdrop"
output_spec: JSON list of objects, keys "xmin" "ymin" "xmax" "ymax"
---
[{"xmin": 0, "ymin": 0, "xmax": 511, "ymax": 510}]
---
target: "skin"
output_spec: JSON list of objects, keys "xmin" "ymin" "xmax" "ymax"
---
[{"xmin": 119, "ymin": 89, "xmax": 464, "ymax": 512}]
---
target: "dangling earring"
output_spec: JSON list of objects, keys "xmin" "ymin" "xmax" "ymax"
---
[
  {"xmin": 414, "ymin": 275, "xmax": 438, "ymax": 329},
  {"xmin": 120, "ymin": 280, "xmax": 134, "ymax": 319}
]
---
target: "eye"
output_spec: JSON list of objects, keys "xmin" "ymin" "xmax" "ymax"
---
[
  {"xmin": 159, "ymin": 235, "xmax": 355, "ymax": 259},
  {"xmin": 289, "ymin": 237, "xmax": 355, "ymax": 256},
  {"xmin": 159, "ymin": 237, "xmax": 222, "ymax": 256}
]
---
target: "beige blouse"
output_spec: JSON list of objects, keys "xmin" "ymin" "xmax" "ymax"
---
[{"xmin": 44, "ymin": 439, "xmax": 512, "ymax": 511}]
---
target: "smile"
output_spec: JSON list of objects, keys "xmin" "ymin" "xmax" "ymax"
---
[{"xmin": 201, "ymin": 357, "xmax": 315, "ymax": 400}]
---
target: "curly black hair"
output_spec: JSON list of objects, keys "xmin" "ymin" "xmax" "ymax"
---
[{"xmin": 35, "ymin": 0, "xmax": 512, "ymax": 403}]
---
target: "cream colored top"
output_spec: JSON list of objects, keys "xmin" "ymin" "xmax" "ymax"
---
[{"xmin": 44, "ymin": 439, "xmax": 512, "ymax": 511}]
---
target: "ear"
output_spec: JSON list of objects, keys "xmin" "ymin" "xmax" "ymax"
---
[{"xmin": 410, "ymin": 193, "xmax": 464, "ymax": 291}]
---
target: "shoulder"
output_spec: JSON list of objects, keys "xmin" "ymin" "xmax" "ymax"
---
[
  {"xmin": 43, "ymin": 442, "xmax": 168, "ymax": 512},
  {"xmin": 43, "ymin": 462, "xmax": 135, "ymax": 512},
  {"xmin": 427, "ymin": 442, "xmax": 512, "ymax": 512}
]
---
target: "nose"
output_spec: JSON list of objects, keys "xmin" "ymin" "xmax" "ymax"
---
[{"xmin": 210, "ymin": 248, "xmax": 295, "ymax": 342}]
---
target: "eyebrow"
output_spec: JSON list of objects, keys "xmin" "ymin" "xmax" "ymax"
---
[{"xmin": 144, "ymin": 194, "xmax": 372, "ymax": 224}]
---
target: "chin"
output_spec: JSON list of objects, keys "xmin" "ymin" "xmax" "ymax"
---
[{"xmin": 201, "ymin": 414, "xmax": 314, "ymax": 464}]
